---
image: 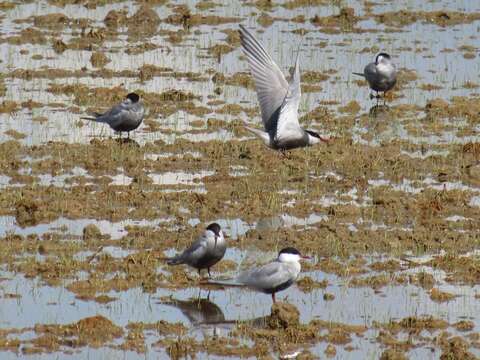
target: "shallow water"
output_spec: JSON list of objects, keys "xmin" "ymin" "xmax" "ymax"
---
[
  {"xmin": 0, "ymin": 0, "xmax": 480, "ymax": 358},
  {"xmin": 0, "ymin": 251, "xmax": 479, "ymax": 358}
]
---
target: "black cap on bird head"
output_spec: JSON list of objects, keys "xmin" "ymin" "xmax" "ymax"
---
[
  {"xmin": 278, "ymin": 247, "xmax": 301, "ymax": 256},
  {"xmin": 206, "ymin": 223, "xmax": 222, "ymax": 237},
  {"xmin": 375, "ymin": 53, "xmax": 391, "ymax": 64},
  {"xmin": 126, "ymin": 92, "xmax": 140, "ymax": 103},
  {"xmin": 278, "ymin": 247, "xmax": 311, "ymax": 260}
]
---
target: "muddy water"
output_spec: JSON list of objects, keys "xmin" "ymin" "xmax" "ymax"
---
[{"xmin": 0, "ymin": 0, "xmax": 480, "ymax": 359}]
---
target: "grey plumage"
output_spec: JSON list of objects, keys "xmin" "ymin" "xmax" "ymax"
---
[
  {"xmin": 167, "ymin": 223, "xmax": 226, "ymax": 277},
  {"xmin": 239, "ymin": 25, "xmax": 328, "ymax": 150},
  {"xmin": 81, "ymin": 92, "xmax": 144, "ymax": 137},
  {"xmin": 210, "ymin": 247, "xmax": 309, "ymax": 303},
  {"xmin": 353, "ymin": 53, "xmax": 397, "ymax": 96}
]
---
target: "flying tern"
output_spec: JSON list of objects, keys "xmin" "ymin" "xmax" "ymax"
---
[{"xmin": 239, "ymin": 25, "xmax": 329, "ymax": 151}]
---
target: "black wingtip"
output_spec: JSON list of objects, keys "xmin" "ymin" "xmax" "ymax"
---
[{"xmin": 238, "ymin": 24, "xmax": 247, "ymax": 40}]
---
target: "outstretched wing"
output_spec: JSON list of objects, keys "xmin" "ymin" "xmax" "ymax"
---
[
  {"xmin": 274, "ymin": 51, "xmax": 303, "ymax": 142},
  {"xmin": 239, "ymin": 25, "xmax": 289, "ymax": 133}
]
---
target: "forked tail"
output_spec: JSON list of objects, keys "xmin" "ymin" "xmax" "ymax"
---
[{"xmin": 243, "ymin": 121, "xmax": 270, "ymax": 145}]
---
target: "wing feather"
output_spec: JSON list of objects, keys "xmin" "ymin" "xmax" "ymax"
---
[
  {"xmin": 239, "ymin": 25, "xmax": 288, "ymax": 133},
  {"xmin": 275, "ymin": 51, "xmax": 303, "ymax": 142},
  {"xmin": 182, "ymin": 233, "xmax": 208, "ymax": 263},
  {"xmin": 96, "ymin": 102, "xmax": 129, "ymax": 126},
  {"xmin": 239, "ymin": 261, "xmax": 292, "ymax": 291},
  {"xmin": 169, "ymin": 233, "xmax": 208, "ymax": 265}
]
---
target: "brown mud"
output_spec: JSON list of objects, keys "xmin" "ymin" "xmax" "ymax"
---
[{"xmin": 0, "ymin": 1, "xmax": 479, "ymax": 358}]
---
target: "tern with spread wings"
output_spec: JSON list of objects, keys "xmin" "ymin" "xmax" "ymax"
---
[{"xmin": 239, "ymin": 25, "xmax": 328, "ymax": 151}]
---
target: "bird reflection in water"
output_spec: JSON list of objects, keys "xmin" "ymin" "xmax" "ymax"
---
[
  {"xmin": 158, "ymin": 293, "xmax": 225, "ymax": 327},
  {"xmin": 369, "ymin": 103, "xmax": 391, "ymax": 119}
]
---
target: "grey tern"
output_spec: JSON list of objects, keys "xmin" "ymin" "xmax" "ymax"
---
[
  {"xmin": 167, "ymin": 223, "xmax": 226, "ymax": 278},
  {"xmin": 239, "ymin": 25, "xmax": 329, "ymax": 151},
  {"xmin": 353, "ymin": 53, "xmax": 397, "ymax": 99},
  {"xmin": 210, "ymin": 247, "xmax": 310, "ymax": 303},
  {"xmin": 81, "ymin": 92, "xmax": 144, "ymax": 138}
]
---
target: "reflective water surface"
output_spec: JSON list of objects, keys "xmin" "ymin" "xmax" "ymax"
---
[{"xmin": 0, "ymin": 0, "xmax": 480, "ymax": 358}]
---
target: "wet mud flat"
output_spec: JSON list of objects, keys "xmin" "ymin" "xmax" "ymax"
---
[{"xmin": 0, "ymin": 0, "xmax": 480, "ymax": 359}]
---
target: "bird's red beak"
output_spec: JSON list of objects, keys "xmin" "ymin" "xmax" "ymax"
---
[
  {"xmin": 301, "ymin": 255, "xmax": 312, "ymax": 260},
  {"xmin": 320, "ymin": 136, "xmax": 330, "ymax": 143}
]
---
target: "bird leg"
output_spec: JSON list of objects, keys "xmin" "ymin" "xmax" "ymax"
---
[
  {"xmin": 208, "ymin": 267, "xmax": 212, "ymax": 278},
  {"xmin": 198, "ymin": 269, "xmax": 208, "ymax": 282},
  {"xmin": 115, "ymin": 132, "xmax": 124, "ymax": 145},
  {"xmin": 272, "ymin": 293, "xmax": 276, "ymax": 303},
  {"xmin": 280, "ymin": 149, "xmax": 290, "ymax": 159},
  {"xmin": 382, "ymin": 92, "xmax": 388, "ymax": 105},
  {"xmin": 370, "ymin": 91, "xmax": 382, "ymax": 101}
]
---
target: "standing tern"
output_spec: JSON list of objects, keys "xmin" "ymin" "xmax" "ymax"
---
[
  {"xmin": 210, "ymin": 247, "xmax": 310, "ymax": 303},
  {"xmin": 167, "ymin": 223, "xmax": 226, "ymax": 278},
  {"xmin": 353, "ymin": 53, "xmax": 397, "ymax": 99},
  {"xmin": 81, "ymin": 92, "xmax": 144, "ymax": 138},
  {"xmin": 238, "ymin": 25, "xmax": 329, "ymax": 151}
]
